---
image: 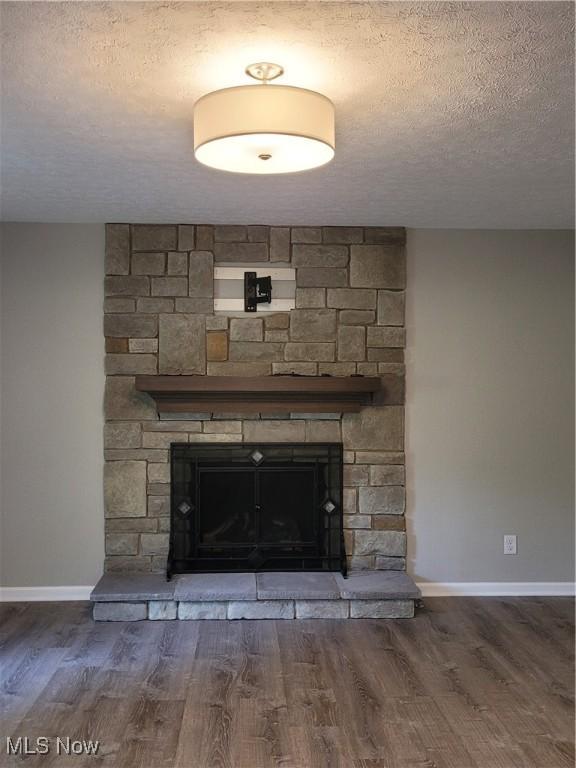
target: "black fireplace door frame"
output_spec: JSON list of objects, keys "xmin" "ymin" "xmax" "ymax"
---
[{"xmin": 168, "ymin": 442, "xmax": 345, "ymax": 578}]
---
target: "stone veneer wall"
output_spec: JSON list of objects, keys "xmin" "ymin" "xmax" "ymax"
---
[{"xmin": 103, "ymin": 224, "xmax": 406, "ymax": 574}]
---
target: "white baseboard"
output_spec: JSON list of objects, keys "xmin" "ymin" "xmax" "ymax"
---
[
  {"xmin": 0, "ymin": 586, "xmax": 94, "ymax": 602},
  {"xmin": 416, "ymin": 581, "xmax": 575, "ymax": 597}
]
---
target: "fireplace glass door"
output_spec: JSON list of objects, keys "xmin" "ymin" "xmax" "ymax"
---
[{"xmin": 169, "ymin": 443, "xmax": 344, "ymax": 577}]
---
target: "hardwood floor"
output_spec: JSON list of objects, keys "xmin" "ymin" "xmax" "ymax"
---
[{"xmin": 1, "ymin": 598, "xmax": 573, "ymax": 768}]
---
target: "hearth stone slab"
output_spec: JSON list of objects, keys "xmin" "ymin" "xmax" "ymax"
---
[
  {"xmin": 174, "ymin": 573, "xmax": 257, "ymax": 601},
  {"xmin": 336, "ymin": 571, "xmax": 420, "ymax": 600},
  {"xmin": 350, "ymin": 599, "xmax": 414, "ymax": 619},
  {"xmin": 91, "ymin": 573, "xmax": 174, "ymax": 602},
  {"xmin": 92, "ymin": 602, "xmax": 147, "ymax": 621},
  {"xmin": 257, "ymin": 572, "xmax": 340, "ymax": 600},
  {"xmin": 228, "ymin": 600, "xmax": 294, "ymax": 620},
  {"xmin": 148, "ymin": 600, "xmax": 177, "ymax": 620},
  {"xmin": 296, "ymin": 600, "xmax": 350, "ymax": 619},
  {"xmin": 178, "ymin": 602, "xmax": 227, "ymax": 620}
]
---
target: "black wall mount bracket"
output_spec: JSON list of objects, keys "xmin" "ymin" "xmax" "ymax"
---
[{"xmin": 244, "ymin": 272, "xmax": 272, "ymax": 312}]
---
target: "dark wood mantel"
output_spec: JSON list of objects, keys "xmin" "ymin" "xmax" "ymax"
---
[{"xmin": 135, "ymin": 375, "xmax": 381, "ymax": 414}]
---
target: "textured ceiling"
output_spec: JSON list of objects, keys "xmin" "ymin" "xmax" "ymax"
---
[{"xmin": 1, "ymin": 1, "xmax": 574, "ymax": 227}]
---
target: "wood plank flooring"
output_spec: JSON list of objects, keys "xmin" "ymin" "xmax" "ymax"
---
[{"xmin": 1, "ymin": 598, "xmax": 573, "ymax": 768}]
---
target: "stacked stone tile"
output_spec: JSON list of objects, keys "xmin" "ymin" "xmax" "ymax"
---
[{"xmin": 104, "ymin": 223, "xmax": 407, "ymax": 574}]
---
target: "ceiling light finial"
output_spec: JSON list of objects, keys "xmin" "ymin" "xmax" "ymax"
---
[
  {"xmin": 193, "ymin": 63, "xmax": 335, "ymax": 174},
  {"xmin": 245, "ymin": 62, "xmax": 284, "ymax": 84}
]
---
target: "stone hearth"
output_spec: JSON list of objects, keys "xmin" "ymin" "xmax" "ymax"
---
[{"xmin": 91, "ymin": 571, "xmax": 420, "ymax": 620}]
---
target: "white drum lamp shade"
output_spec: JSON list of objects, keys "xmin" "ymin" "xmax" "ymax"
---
[{"xmin": 194, "ymin": 84, "xmax": 335, "ymax": 174}]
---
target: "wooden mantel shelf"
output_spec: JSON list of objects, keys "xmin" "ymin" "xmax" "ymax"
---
[{"xmin": 135, "ymin": 375, "xmax": 381, "ymax": 414}]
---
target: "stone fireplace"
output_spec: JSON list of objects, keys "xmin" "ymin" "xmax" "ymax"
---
[{"xmin": 97, "ymin": 222, "xmax": 415, "ymax": 619}]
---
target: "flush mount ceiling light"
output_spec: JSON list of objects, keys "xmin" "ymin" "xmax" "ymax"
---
[{"xmin": 193, "ymin": 62, "xmax": 335, "ymax": 174}]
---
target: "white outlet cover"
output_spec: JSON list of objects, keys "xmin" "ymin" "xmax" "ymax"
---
[{"xmin": 503, "ymin": 535, "xmax": 518, "ymax": 555}]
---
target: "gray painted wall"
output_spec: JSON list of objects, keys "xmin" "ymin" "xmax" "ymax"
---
[
  {"xmin": 0, "ymin": 223, "xmax": 105, "ymax": 587},
  {"xmin": 406, "ymin": 229, "xmax": 574, "ymax": 583},
  {"xmin": 0, "ymin": 224, "xmax": 573, "ymax": 587}
]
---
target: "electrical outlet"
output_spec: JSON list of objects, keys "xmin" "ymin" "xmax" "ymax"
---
[{"xmin": 504, "ymin": 534, "xmax": 517, "ymax": 555}]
